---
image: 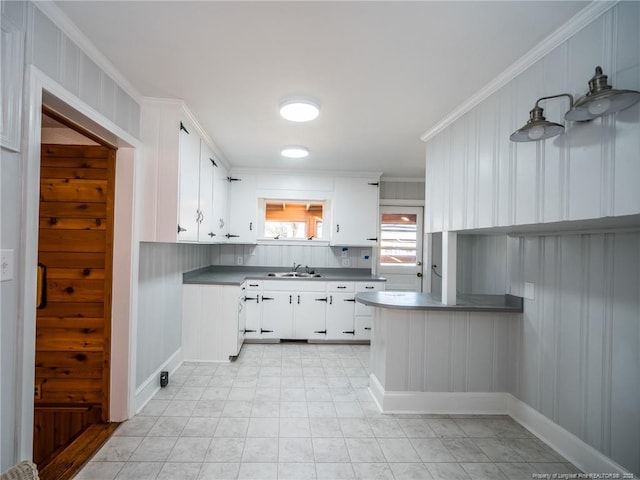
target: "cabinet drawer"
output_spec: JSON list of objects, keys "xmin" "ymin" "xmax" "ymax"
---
[
  {"xmin": 356, "ymin": 282, "xmax": 385, "ymax": 292},
  {"xmin": 326, "ymin": 281, "xmax": 354, "ymax": 292},
  {"xmin": 245, "ymin": 280, "xmax": 263, "ymax": 291}
]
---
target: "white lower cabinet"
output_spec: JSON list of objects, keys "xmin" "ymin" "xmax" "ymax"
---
[
  {"xmin": 354, "ymin": 281, "xmax": 385, "ymax": 340},
  {"xmin": 183, "ymin": 279, "xmax": 385, "ymax": 359},
  {"xmin": 326, "ymin": 282, "xmax": 357, "ymax": 339},
  {"xmin": 182, "ymin": 284, "xmax": 244, "ymax": 361}
]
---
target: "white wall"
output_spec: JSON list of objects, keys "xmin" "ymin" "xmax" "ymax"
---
[
  {"xmin": 424, "ymin": 2, "xmax": 640, "ymax": 233},
  {"xmin": 0, "ymin": 0, "xmax": 141, "ymax": 470},
  {"xmin": 136, "ymin": 243, "xmax": 211, "ymax": 390},
  {"xmin": 210, "ymin": 244, "xmax": 372, "ymax": 270},
  {"xmin": 423, "ymin": 3, "xmax": 640, "ymax": 475}
]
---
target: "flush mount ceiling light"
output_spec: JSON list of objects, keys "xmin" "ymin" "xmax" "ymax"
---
[
  {"xmin": 279, "ymin": 99, "xmax": 320, "ymax": 122},
  {"xmin": 281, "ymin": 145, "xmax": 309, "ymax": 158},
  {"xmin": 510, "ymin": 66, "xmax": 640, "ymax": 142},
  {"xmin": 565, "ymin": 66, "xmax": 640, "ymax": 121},
  {"xmin": 510, "ymin": 94, "xmax": 573, "ymax": 142}
]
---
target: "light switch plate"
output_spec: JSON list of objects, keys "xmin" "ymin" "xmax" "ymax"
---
[
  {"xmin": 1, "ymin": 249, "xmax": 14, "ymax": 282},
  {"xmin": 341, "ymin": 258, "xmax": 350, "ymax": 267},
  {"xmin": 524, "ymin": 282, "xmax": 535, "ymax": 300}
]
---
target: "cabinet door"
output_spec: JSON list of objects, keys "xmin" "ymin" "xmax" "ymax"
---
[
  {"xmin": 331, "ymin": 177, "xmax": 379, "ymax": 246},
  {"xmin": 295, "ymin": 292, "xmax": 328, "ymax": 340},
  {"xmin": 354, "ymin": 317, "xmax": 372, "ymax": 340},
  {"xmin": 326, "ymin": 293, "xmax": 356, "ymax": 339},
  {"xmin": 198, "ymin": 141, "xmax": 215, "ymax": 242},
  {"xmin": 261, "ymin": 292, "xmax": 293, "ymax": 339},
  {"xmin": 237, "ymin": 296, "xmax": 246, "ymax": 351},
  {"xmin": 227, "ymin": 174, "xmax": 257, "ymax": 243},
  {"xmin": 177, "ymin": 119, "xmax": 201, "ymax": 242},
  {"xmin": 212, "ymin": 159, "xmax": 229, "ymax": 242},
  {"xmin": 243, "ymin": 294, "xmax": 262, "ymax": 340}
]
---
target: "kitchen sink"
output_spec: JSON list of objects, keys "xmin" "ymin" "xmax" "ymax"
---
[{"xmin": 266, "ymin": 272, "xmax": 322, "ymax": 278}]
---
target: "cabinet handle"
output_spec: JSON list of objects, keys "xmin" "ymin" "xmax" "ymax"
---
[
  {"xmin": 366, "ymin": 237, "xmax": 378, "ymax": 241},
  {"xmin": 208, "ymin": 232, "xmax": 216, "ymax": 237},
  {"xmin": 261, "ymin": 328, "xmax": 273, "ymax": 333},
  {"xmin": 227, "ymin": 176, "xmax": 241, "ymax": 182},
  {"xmin": 210, "ymin": 157, "xmax": 217, "ymax": 167},
  {"xmin": 244, "ymin": 329, "xmax": 256, "ymax": 333},
  {"xmin": 342, "ymin": 330, "xmax": 356, "ymax": 335},
  {"xmin": 261, "ymin": 296, "xmax": 274, "ymax": 301},
  {"xmin": 365, "ymin": 286, "xmax": 374, "ymax": 289},
  {"xmin": 314, "ymin": 330, "xmax": 327, "ymax": 335},
  {"xmin": 289, "ymin": 295, "xmax": 292, "ymax": 304},
  {"xmin": 368, "ymin": 182, "xmax": 379, "ymax": 186},
  {"xmin": 337, "ymin": 286, "xmax": 347, "ymax": 289},
  {"xmin": 315, "ymin": 297, "xmax": 328, "ymax": 302},
  {"xmin": 329, "ymin": 295, "xmax": 333, "ymax": 305},
  {"xmin": 364, "ymin": 327, "xmax": 371, "ymax": 331},
  {"xmin": 336, "ymin": 224, "xmax": 340, "ymax": 233},
  {"xmin": 225, "ymin": 234, "xmax": 240, "ymax": 238},
  {"xmin": 177, "ymin": 225, "xmax": 187, "ymax": 233},
  {"xmin": 249, "ymin": 283, "xmax": 259, "ymax": 287},
  {"xmin": 344, "ymin": 298, "xmax": 356, "ymax": 302},
  {"xmin": 179, "ymin": 121, "xmax": 189, "ymax": 134},
  {"xmin": 249, "ymin": 222, "xmax": 253, "ymax": 231},
  {"xmin": 297, "ymin": 295, "xmax": 300, "ymax": 304},
  {"xmin": 243, "ymin": 296, "xmax": 259, "ymax": 303}
]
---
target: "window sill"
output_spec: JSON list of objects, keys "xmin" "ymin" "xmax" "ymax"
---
[{"xmin": 256, "ymin": 238, "xmax": 330, "ymax": 247}]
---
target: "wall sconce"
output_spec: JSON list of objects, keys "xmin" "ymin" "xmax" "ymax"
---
[{"xmin": 510, "ymin": 66, "xmax": 640, "ymax": 142}]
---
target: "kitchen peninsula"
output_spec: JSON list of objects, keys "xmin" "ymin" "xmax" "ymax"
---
[{"xmin": 356, "ymin": 290, "xmax": 523, "ymax": 414}]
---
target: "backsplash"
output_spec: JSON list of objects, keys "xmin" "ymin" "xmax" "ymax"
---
[{"xmin": 210, "ymin": 244, "xmax": 374, "ymax": 271}]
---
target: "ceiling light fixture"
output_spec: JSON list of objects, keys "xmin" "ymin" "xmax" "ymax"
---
[
  {"xmin": 279, "ymin": 99, "xmax": 320, "ymax": 122},
  {"xmin": 281, "ymin": 145, "xmax": 309, "ymax": 158},
  {"xmin": 510, "ymin": 66, "xmax": 640, "ymax": 142}
]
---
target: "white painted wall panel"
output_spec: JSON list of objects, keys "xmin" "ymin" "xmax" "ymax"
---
[
  {"xmin": 31, "ymin": 7, "xmax": 59, "ymax": 80},
  {"xmin": 60, "ymin": 36, "xmax": 80, "ymax": 96},
  {"xmin": 100, "ymin": 72, "xmax": 116, "ymax": 122},
  {"xmin": 79, "ymin": 51, "xmax": 102, "ymax": 112},
  {"xmin": 424, "ymin": 6, "xmax": 639, "ymax": 233}
]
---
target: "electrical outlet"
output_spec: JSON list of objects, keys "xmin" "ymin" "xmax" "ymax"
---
[
  {"xmin": 160, "ymin": 371, "xmax": 169, "ymax": 388},
  {"xmin": 1, "ymin": 249, "xmax": 14, "ymax": 282},
  {"xmin": 236, "ymin": 256, "xmax": 243, "ymax": 265},
  {"xmin": 524, "ymin": 282, "xmax": 535, "ymax": 300},
  {"xmin": 341, "ymin": 258, "xmax": 350, "ymax": 267},
  {"xmin": 361, "ymin": 249, "xmax": 371, "ymax": 260}
]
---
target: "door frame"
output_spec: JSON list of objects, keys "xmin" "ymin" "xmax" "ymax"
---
[{"xmin": 17, "ymin": 65, "xmax": 142, "ymax": 460}]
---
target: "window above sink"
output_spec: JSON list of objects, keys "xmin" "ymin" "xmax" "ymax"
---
[{"xmin": 257, "ymin": 198, "xmax": 331, "ymax": 245}]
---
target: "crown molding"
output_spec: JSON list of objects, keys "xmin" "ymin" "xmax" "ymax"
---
[
  {"xmin": 33, "ymin": 0, "xmax": 142, "ymax": 103},
  {"xmin": 420, "ymin": 0, "xmax": 618, "ymax": 143}
]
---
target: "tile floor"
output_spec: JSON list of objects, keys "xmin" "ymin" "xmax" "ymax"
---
[{"xmin": 75, "ymin": 343, "xmax": 579, "ymax": 480}]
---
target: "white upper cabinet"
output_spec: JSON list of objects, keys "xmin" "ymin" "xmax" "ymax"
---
[
  {"xmin": 227, "ymin": 173, "xmax": 258, "ymax": 243},
  {"xmin": 140, "ymin": 99, "xmax": 228, "ymax": 243},
  {"xmin": 331, "ymin": 177, "xmax": 380, "ymax": 246},
  {"xmin": 177, "ymin": 119, "xmax": 201, "ymax": 241},
  {"xmin": 211, "ymin": 158, "xmax": 229, "ymax": 242}
]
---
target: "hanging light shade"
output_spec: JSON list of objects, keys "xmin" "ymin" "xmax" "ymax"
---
[
  {"xmin": 510, "ymin": 105, "xmax": 565, "ymax": 142},
  {"xmin": 565, "ymin": 66, "xmax": 640, "ymax": 121}
]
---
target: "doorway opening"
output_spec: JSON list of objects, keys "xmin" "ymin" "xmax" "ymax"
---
[
  {"xmin": 377, "ymin": 206, "xmax": 424, "ymax": 291},
  {"xmin": 33, "ymin": 108, "xmax": 119, "ymax": 477}
]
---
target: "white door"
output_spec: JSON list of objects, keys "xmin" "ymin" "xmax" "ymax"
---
[{"xmin": 377, "ymin": 206, "xmax": 424, "ymax": 291}]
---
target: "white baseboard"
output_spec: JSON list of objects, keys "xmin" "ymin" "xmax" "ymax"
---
[
  {"xmin": 368, "ymin": 374, "xmax": 636, "ymax": 478},
  {"xmin": 134, "ymin": 348, "xmax": 183, "ymax": 414},
  {"xmin": 507, "ymin": 395, "xmax": 635, "ymax": 479},
  {"xmin": 368, "ymin": 374, "xmax": 509, "ymax": 414}
]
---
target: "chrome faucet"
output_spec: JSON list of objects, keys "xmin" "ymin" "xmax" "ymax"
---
[{"xmin": 292, "ymin": 263, "xmax": 302, "ymax": 272}]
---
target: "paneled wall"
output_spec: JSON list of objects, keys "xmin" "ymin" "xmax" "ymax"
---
[
  {"xmin": 136, "ymin": 242, "xmax": 211, "ymax": 389},
  {"xmin": 2, "ymin": 1, "xmax": 142, "ymax": 470},
  {"xmin": 380, "ymin": 180, "xmax": 425, "ymax": 201},
  {"xmin": 506, "ymin": 232, "xmax": 640, "ymax": 475},
  {"xmin": 210, "ymin": 244, "xmax": 373, "ymax": 270},
  {"xmin": 26, "ymin": 3, "xmax": 140, "ymax": 138},
  {"xmin": 424, "ymin": 2, "xmax": 640, "ymax": 233}
]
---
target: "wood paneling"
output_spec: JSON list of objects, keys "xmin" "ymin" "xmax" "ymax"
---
[{"xmin": 35, "ymin": 143, "xmax": 115, "ymax": 470}]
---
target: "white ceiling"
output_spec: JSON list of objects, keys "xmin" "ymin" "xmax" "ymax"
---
[{"xmin": 55, "ymin": 1, "xmax": 588, "ymax": 177}]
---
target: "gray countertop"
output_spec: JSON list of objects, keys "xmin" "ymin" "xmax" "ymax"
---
[
  {"xmin": 356, "ymin": 291, "xmax": 523, "ymax": 313},
  {"xmin": 183, "ymin": 266, "xmax": 386, "ymax": 286}
]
